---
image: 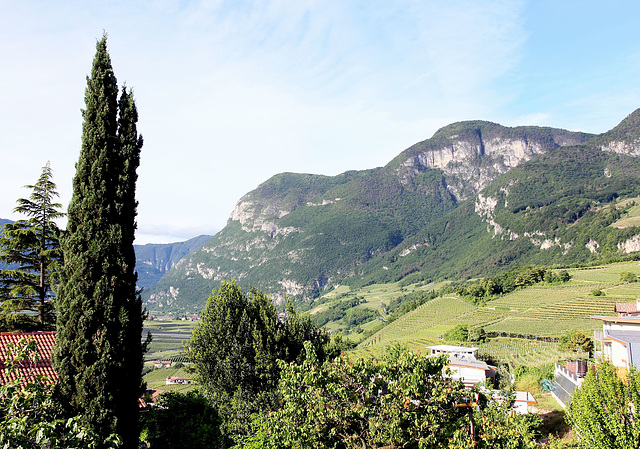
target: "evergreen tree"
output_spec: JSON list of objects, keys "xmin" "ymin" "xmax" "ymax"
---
[
  {"xmin": 0, "ymin": 162, "xmax": 63, "ymax": 331},
  {"xmin": 53, "ymin": 35, "xmax": 145, "ymax": 449}
]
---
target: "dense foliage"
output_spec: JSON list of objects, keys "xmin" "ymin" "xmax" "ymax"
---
[
  {"xmin": 189, "ymin": 281, "xmax": 343, "ymax": 444},
  {"xmin": 0, "ymin": 163, "xmax": 63, "ymax": 331},
  {"xmin": 0, "ymin": 338, "xmax": 120, "ymax": 449},
  {"xmin": 140, "ymin": 391, "xmax": 222, "ymax": 449},
  {"xmin": 53, "ymin": 35, "xmax": 146, "ymax": 449},
  {"xmin": 568, "ymin": 360, "xmax": 640, "ymax": 448},
  {"xmin": 558, "ymin": 330, "xmax": 593, "ymax": 355},
  {"xmin": 240, "ymin": 344, "xmax": 541, "ymax": 449}
]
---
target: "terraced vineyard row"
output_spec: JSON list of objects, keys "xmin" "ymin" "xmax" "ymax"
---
[
  {"xmin": 477, "ymin": 338, "xmax": 588, "ymax": 367},
  {"xmin": 445, "ymin": 307, "xmax": 510, "ymax": 328},
  {"xmin": 485, "ymin": 318, "xmax": 599, "ymax": 338},
  {"xmin": 489, "ymin": 283, "xmax": 612, "ymax": 310},
  {"xmin": 570, "ymin": 262, "xmax": 640, "ymax": 283},
  {"xmin": 359, "ymin": 296, "xmax": 474, "ymax": 348},
  {"xmin": 351, "ymin": 262, "xmax": 640, "ymax": 365}
]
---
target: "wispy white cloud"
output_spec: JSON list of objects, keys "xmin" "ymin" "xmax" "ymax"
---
[{"xmin": 13, "ymin": 0, "xmax": 632, "ymax": 245}]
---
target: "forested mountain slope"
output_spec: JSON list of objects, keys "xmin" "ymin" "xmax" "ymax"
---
[{"xmin": 143, "ymin": 117, "xmax": 610, "ymax": 312}]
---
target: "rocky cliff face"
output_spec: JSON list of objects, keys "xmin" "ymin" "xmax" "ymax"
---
[{"xmin": 395, "ymin": 123, "xmax": 592, "ymax": 201}]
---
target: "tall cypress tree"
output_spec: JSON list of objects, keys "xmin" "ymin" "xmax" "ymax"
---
[{"xmin": 53, "ymin": 35, "xmax": 145, "ymax": 449}]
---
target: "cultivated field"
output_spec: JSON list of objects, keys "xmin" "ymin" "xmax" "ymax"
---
[
  {"xmin": 143, "ymin": 365, "xmax": 197, "ymax": 393},
  {"xmin": 350, "ymin": 262, "xmax": 640, "ymax": 366},
  {"xmin": 143, "ymin": 319, "xmax": 196, "ymax": 361}
]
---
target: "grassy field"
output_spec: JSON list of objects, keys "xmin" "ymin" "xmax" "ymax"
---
[
  {"xmin": 143, "ymin": 365, "xmax": 198, "ymax": 393},
  {"xmin": 611, "ymin": 197, "xmax": 640, "ymax": 228}
]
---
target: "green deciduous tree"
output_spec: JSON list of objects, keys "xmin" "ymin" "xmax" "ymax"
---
[
  {"xmin": 620, "ymin": 271, "xmax": 638, "ymax": 283},
  {"xmin": 0, "ymin": 162, "xmax": 63, "ymax": 331},
  {"xmin": 140, "ymin": 391, "xmax": 222, "ymax": 449},
  {"xmin": 445, "ymin": 324, "xmax": 469, "ymax": 342},
  {"xmin": 567, "ymin": 360, "xmax": 640, "ymax": 448},
  {"xmin": 53, "ymin": 34, "xmax": 145, "ymax": 449},
  {"xmin": 559, "ymin": 330, "xmax": 593, "ymax": 356},
  {"xmin": 189, "ymin": 280, "xmax": 340, "ymax": 444},
  {"xmin": 242, "ymin": 346, "xmax": 541, "ymax": 449}
]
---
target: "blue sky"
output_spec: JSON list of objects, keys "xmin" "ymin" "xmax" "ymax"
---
[{"xmin": 2, "ymin": 0, "xmax": 640, "ymax": 243}]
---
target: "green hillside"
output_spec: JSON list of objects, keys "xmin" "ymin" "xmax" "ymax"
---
[
  {"xmin": 349, "ymin": 262, "xmax": 640, "ymax": 367},
  {"xmin": 134, "ymin": 235, "xmax": 212, "ymax": 289},
  {"xmin": 354, "ymin": 143, "xmax": 640, "ymax": 287}
]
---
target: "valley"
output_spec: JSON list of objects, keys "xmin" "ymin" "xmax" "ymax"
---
[{"xmin": 144, "ymin": 260, "xmax": 640, "ymax": 372}]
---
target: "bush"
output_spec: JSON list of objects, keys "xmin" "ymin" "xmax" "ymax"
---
[
  {"xmin": 444, "ymin": 324, "xmax": 469, "ymax": 342},
  {"xmin": 591, "ymin": 289, "xmax": 605, "ymax": 296},
  {"xmin": 141, "ymin": 391, "xmax": 222, "ymax": 449},
  {"xmin": 620, "ymin": 271, "xmax": 638, "ymax": 283}
]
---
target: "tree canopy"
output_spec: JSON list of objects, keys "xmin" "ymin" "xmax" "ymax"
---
[
  {"xmin": 568, "ymin": 360, "xmax": 640, "ymax": 448},
  {"xmin": 189, "ymin": 280, "xmax": 341, "ymax": 444},
  {"xmin": 241, "ymin": 344, "xmax": 541, "ymax": 449},
  {"xmin": 0, "ymin": 162, "xmax": 63, "ymax": 331}
]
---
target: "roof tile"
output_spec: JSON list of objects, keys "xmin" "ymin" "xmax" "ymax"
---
[{"xmin": 0, "ymin": 331, "xmax": 57, "ymax": 385}]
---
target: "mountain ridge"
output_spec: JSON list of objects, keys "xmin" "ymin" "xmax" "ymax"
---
[{"xmin": 143, "ymin": 115, "xmax": 638, "ymax": 313}]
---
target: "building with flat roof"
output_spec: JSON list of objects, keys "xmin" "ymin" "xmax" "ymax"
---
[
  {"xmin": 592, "ymin": 314, "xmax": 640, "ymax": 371},
  {"xmin": 427, "ymin": 344, "xmax": 497, "ymax": 388}
]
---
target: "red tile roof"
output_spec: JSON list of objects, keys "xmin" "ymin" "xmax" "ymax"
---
[
  {"xmin": 0, "ymin": 331, "xmax": 57, "ymax": 385},
  {"xmin": 615, "ymin": 303, "xmax": 639, "ymax": 314}
]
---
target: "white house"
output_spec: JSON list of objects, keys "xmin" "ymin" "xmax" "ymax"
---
[
  {"xmin": 166, "ymin": 376, "xmax": 190, "ymax": 385},
  {"xmin": 592, "ymin": 312, "xmax": 640, "ymax": 371},
  {"xmin": 153, "ymin": 360, "xmax": 172, "ymax": 369},
  {"xmin": 427, "ymin": 345, "xmax": 497, "ymax": 388}
]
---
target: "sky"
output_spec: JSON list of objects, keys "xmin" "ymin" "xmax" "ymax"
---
[{"xmin": 2, "ymin": 0, "xmax": 640, "ymax": 244}]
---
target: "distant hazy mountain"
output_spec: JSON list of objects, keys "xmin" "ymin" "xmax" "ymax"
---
[
  {"xmin": 134, "ymin": 235, "xmax": 212, "ymax": 289},
  {"xmin": 0, "ymin": 219, "xmax": 210, "ymax": 291}
]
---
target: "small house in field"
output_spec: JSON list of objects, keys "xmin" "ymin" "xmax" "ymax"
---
[
  {"xmin": 153, "ymin": 360, "xmax": 172, "ymax": 369},
  {"xmin": 0, "ymin": 331, "xmax": 57, "ymax": 385},
  {"xmin": 166, "ymin": 376, "xmax": 189, "ymax": 385},
  {"xmin": 426, "ymin": 345, "xmax": 497, "ymax": 388}
]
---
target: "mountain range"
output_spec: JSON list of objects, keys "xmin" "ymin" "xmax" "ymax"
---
[
  {"xmin": 0, "ymin": 219, "xmax": 210, "ymax": 291},
  {"xmin": 143, "ymin": 109, "xmax": 640, "ymax": 313}
]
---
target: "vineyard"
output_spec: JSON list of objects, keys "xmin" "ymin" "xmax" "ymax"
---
[
  {"xmin": 138, "ymin": 262, "xmax": 640, "ymax": 371},
  {"xmin": 351, "ymin": 261, "xmax": 640, "ymax": 366},
  {"xmin": 143, "ymin": 319, "xmax": 196, "ymax": 361}
]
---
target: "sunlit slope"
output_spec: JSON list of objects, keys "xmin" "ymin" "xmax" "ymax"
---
[{"xmin": 352, "ymin": 262, "xmax": 640, "ymax": 362}]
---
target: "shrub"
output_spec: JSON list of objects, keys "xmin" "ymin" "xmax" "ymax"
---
[{"xmin": 620, "ymin": 271, "xmax": 638, "ymax": 283}]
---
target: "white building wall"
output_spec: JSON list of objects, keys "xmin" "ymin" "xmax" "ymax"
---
[{"xmin": 610, "ymin": 340, "xmax": 629, "ymax": 368}]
